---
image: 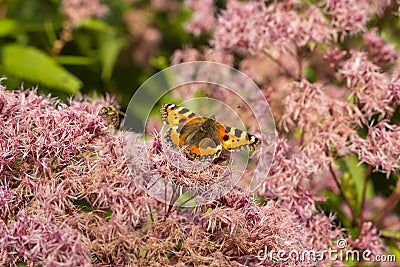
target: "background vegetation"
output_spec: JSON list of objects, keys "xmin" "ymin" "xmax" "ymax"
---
[{"xmin": 1, "ymin": 0, "xmax": 400, "ymax": 266}]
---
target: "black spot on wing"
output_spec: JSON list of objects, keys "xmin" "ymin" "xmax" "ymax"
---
[
  {"xmin": 178, "ymin": 108, "xmax": 190, "ymax": 114},
  {"xmin": 188, "ymin": 113, "xmax": 196, "ymax": 118},
  {"xmin": 234, "ymin": 128, "xmax": 243, "ymax": 137},
  {"xmin": 168, "ymin": 104, "xmax": 178, "ymax": 110},
  {"xmin": 247, "ymin": 133, "xmax": 252, "ymax": 140},
  {"xmin": 179, "ymin": 118, "xmax": 186, "ymax": 124},
  {"xmin": 223, "ymin": 135, "xmax": 229, "ymax": 141},
  {"xmin": 225, "ymin": 126, "xmax": 231, "ymax": 133}
]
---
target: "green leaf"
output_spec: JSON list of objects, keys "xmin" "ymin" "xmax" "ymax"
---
[
  {"xmin": 98, "ymin": 33, "xmax": 125, "ymax": 81},
  {"xmin": 345, "ymin": 155, "xmax": 373, "ymax": 204},
  {"xmin": 0, "ymin": 18, "xmax": 19, "ymax": 37},
  {"xmin": 253, "ymin": 194, "xmax": 266, "ymax": 205},
  {"xmin": 139, "ymin": 248, "xmax": 147, "ymax": 258},
  {"xmin": 294, "ymin": 129, "xmax": 302, "ymax": 138},
  {"xmin": 386, "ymin": 239, "xmax": 400, "ymax": 265},
  {"xmin": 339, "ymin": 155, "xmax": 374, "ymax": 218},
  {"xmin": 79, "ymin": 19, "xmax": 114, "ymax": 33},
  {"xmin": 341, "ymin": 171, "xmax": 360, "ymax": 216},
  {"xmin": 149, "ymin": 56, "xmax": 168, "ymax": 70},
  {"xmin": 381, "ymin": 230, "xmax": 400, "ymax": 240},
  {"xmin": 318, "ymin": 190, "xmax": 352, "ymax": 228},
  {"xmin": 1, "ymin": 44, "xmax": 82, "ymax": 94},
  {"xmin": 73, "ymin": 198, "xmax": 94, "ymax": 212},
  {"xmin": 55, "ymin": 56, "xmax": 93, "ymax": 66},
  {"xmin": 175, "ymin": 192, "xmax": 196, "ymax": 208},
  {"xmin": 345, "ymin": 156, "xmax": 364, "ymax": 206},
  {"xmin": 104, "ymin": 209, "xmax": 113, "ymax": 221}
]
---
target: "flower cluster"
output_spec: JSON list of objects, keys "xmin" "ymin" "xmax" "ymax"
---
[
  {"xmin": 323, "ymin": 0, "xmax": 369, "ymax": 34},
  {"xmin": 348, "ymin": 221, "xmax": 385, "ymax": 256},
  {"xmin": 350, "ymin": 121, "xmax": 400, "ymax": 175},
  {"xmin": 184, "ymin": 0, "xmax": 215, "ymax": 37},
  {"xmin": 179, "ymin": 0, "xmax": 400, "ymax": 265},
  {"xmin": 61, "ymin": 0, "xmax": 109, "ymax": 26},
  {"xmin": 339, "ymin": 52, "xmax": 396, "ymax": 120},
  {"xmin": 0, "ymin": 79, "xmax": 340, "ymax": 266},
  {"xmin": 212, "ymin": 0, "xmax": 374, "ymax": 53},
  {"xmin": 281, "ymin": 80, "xmax": 364, "ymax": 157},
  {"xmin": 0, "ymin": 80, "xmax": 156, "ymax": 265},
  {"xmin": 2, "ymin": 0, "xmax": 400, "ymax": 265},
  {"xmin": 363, "ymin": 28, "xmax": 398, "ymax": 66}
]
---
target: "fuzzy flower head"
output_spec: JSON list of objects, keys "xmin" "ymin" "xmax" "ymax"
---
[
  {"xmin": 0, "ymin": 180, "xmax": 23, "ymax": 223},
  {"xmin": 184, "ymin": 0, "xmax": 216, "ymax": 37},
  {"xmin": 339, "ymin": 52, "xmax": 395, "ymax": 120},
  {"xmin": 123, "ymin": 130, "xmax": 247, "ymax": 207},
  {"xmin": 323, "ymin": 0, "xmax": 369, "ymax": 35},
  {"xmin": 213, "ymin": 0, "xmax": 294, "ymax": 53},
  {"xmin": 350, "ymin": 121, "xmax": 400, "ymax": 176},
  {"xmin": 348, "ymin": 221, "xmax": 385, "ymax": 256},
  {"xmin": 203, "ymin": 191, "xmax": 314, "ymax": 266},
  {"xmin": 281, "ymin": 80, "xmax": 363, "ymax": 156},
  {"xmin": 1, "ymin": 213, "xmax": 91, "ymax": 266},
  {"xmin": 389, "ymin": 77, "xmax": 400, "ymax": 105},
  {"xmin": 61, "ymin": 0, "xmax": 109, "ymax": 26},
  {"xmin": 0, "ymin": 81, "xmax": 157, "ymax": 265},
  {"xmin": 213, "ymin": 0, "xmax": 343, "ymax": 53},
  {"xmin": 363, "ymin": 28, "xmax": 398, "ymax": 66}
]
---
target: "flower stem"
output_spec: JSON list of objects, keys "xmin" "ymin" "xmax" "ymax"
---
[{"xmin": 376, "ymin": 176, "xmax": 400, "ymax": 229}]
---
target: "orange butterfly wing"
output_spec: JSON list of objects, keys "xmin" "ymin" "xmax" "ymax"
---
[
  {"xmin": 215, "ymin": 124, "xmax": 261, "ymax": 152},
  {"xmin": 160, "ymin": 103, "xmax": 260, "ymax": 160}
]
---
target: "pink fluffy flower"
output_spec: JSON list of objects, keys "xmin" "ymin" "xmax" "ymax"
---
[
  {"xmin": 350, "ymin": 121, "xmax": 400, "ymax": 176},
  {"xmin": 213, "ymin": 0, "xmax": 293, "ymax": 53},
  {"xmin": 348, "ymin": 221, "xmax": 385, "ymax": 256},
  {"xmin": 281, "ymin": 80, "xmax": 363, "ymax": 156},
  {"xmin": 1, "ymin": 213, "xmax": 91, "ymax": 266},
  {"xmin": 213, "ymin": 1, "xmax": 336, "ymax": 53},
  {"xmin": 363, "ymin": 28, "xmax": 398, "ymax": 66},
  {"xmin": 339, "ymin": 52, "xmax": 394, "ymax": 120},
  {"xmin": 323, "ymin": 0, "xmax": 369, "ymax": 35},
  {"xmin": 258, "ymin": 137, "xmax": 327, "ymax": 220},
  {"xmin": 184, "ymin": 0, "xmax": 216, "ymax": 36},
  {"xmin": 61, "ymin": 0, "xmax": 109, "ymax": 26},
  {"xmin": 389, "ymin": 77, "xmax": 400, "ymax": 105},
  {"xmin": 323, "ymin": 46, "xmax": 348, "ymax": 68},
  {"xmin": 0, "ymin": 80, "xmax": 154, "ymax": 264},
  {"xmin": 0, "ymin": 180, "xmax": 23, "ymax": 223}
]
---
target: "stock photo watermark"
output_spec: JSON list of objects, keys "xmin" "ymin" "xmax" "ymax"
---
[{"xmin": 256, "ymin": 239, "xmax": 396, "ymax": 264}]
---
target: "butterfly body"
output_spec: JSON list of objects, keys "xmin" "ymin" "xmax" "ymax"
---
[{"xmin": 160, "ymin": 104, "xmax": 261, "ymax": 161}]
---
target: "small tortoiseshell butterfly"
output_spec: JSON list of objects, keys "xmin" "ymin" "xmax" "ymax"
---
[{"xmin": 160, "ymin": 103, "xmax": 261, "ymax": 161}]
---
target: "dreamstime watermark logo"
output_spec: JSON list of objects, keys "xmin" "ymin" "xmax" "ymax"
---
[{"xmin": 256, "ymin": 239, "xmax": 397, "ymax": 264}]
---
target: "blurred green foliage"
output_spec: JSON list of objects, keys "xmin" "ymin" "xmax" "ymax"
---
[{"xmin": 0, "ymin": 0, "xmax": 201, "ymax": 107}]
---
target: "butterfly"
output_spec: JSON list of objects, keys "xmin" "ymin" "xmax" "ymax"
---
[
  {"xmin": 160, "ymin": 103, "xmax": 261, "ymax": 161},
  {"xmin": 99, "ymin": 105, "xmax": 125, "ymax": 127}
]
